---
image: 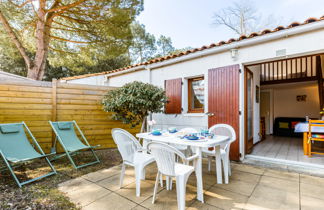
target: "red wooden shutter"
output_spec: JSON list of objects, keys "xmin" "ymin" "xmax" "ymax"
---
[
  {"xmin": 165, "ymin": 78, "xmax": 182, "ymax": 114},
  {"xmin": 208, "ymin": 64, "xmax": 240, "ymax": 161}
]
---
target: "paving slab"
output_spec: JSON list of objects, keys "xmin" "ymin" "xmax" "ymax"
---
[
  {"xmin": 58, "ymin": 177, "xmax": 94, "ymax": 193},
  {"xmin": 214, "ymin": 179, "xmax": 258, "ymax": 197},
  {"xmin": 57, "ymin": 163, "xmax": 324, "ymax": 210},
  {"xmin": 300, "ymin": 182, "xmax": 324, "ymax": 201},
  {"xmin": 204, "ymin": 186, "xmax": 248, "ymax": 209},
  {"xmin": 65, "ymin": 182, "xmax": 111, "ymax": 207},
  {"xmin": 231, "ymin": 163, "xmax": 265, "ymax": 175},
  {"xmin": 229, "ymin": 169, "xmax": 261, "ymax": 184},
  {"xmin": 115, "ymin": 180, "xmax": 162, "ymax": 204},
  {"xmin": 140, "ymin": 185, "xmax": 197, "ymax": 210},
  {"xmin": 263, "ymin": 168, "xmax": 300, "ymax": 182},
  {"xmin": 300, "ymin": 173, "xmax": 324, "ymax": 187},
  {"xmin": 245, "ymin": 185, "xmax": 299, "ymax": 210},
  {"xmin": 83, "ymin": 192, "xmax": 138, "ymax": 210},
  {"xmin": 187, "ymin": 201, "xmax": 222, "ymax": 210},
  {"xmin": 300, "ymin": 195, "xmax": 324, "ymax": 210},
  {"xmin": 259, "ymin": 175, "xmax": 299, "ymax": 193},
  {"xmin": 97, "ymin": 174, "xmax": 135, "ymax": 191}
]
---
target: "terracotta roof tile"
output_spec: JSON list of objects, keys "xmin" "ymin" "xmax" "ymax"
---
[
  {"xmin": 62, "ymin": 15, "xmax": 324, "ymax": 81},
  {"xmin": 288, "ymin": 22, "xmax": 301, "ymax": 28},
  {"xmin": 304, "ymin": 17, "xmax": 317, "ymax": 23},
  {"xmin": 248, "ymin": 32, "xmax": 259, "ymax": 38},
  {"xmin": 239, "ymin": 35, "xmax": 247, "ymax": 40},
  {"xmin": 261, "ymin": 29, "xmax": 272, "ymax": 34},
  {"xmin": 274, "ymin": 26, "xmax": 285, "ymax": 31},
  {"xmin": 227, "ymin": 38, "xmax": 236, "ymax": 43}
]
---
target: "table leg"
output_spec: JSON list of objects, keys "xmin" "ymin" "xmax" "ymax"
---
[
  {"xmin": 215, "ymin": 145, "xmax": 223, "ymax": 184},
  {"xmin": 143, "ymin": 139, "xmax": 149, "ymax": 153},
  {"xmin": 195, "ymin": 147, "xmax": 204, "ymax": 203},
  {"xmin": 303, "ymin": 132, "xmax": 308, "ymax": 156}
]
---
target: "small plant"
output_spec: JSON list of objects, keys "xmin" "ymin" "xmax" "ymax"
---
[{"xmin": 102, "ymin": 81, "xmax": 167, "ymax": 132}]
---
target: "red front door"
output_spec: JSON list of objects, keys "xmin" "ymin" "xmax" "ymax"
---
[{"xmin": 208, "ymin": 64, "xmax": 240, "ymax": 161}]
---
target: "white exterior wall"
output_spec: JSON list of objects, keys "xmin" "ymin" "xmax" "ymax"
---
[
  {"xmin": 64, "ymin": 27, "xmax": 324, "ymax": 158},
  {"xmin": 108, "ymin": 70, "xmax": 149, "ymax": 86},
  {"xmin": 67, "ymin": 75, "xmax": 107, "ymax": 86}
]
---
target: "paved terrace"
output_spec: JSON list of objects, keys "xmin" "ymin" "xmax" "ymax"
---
[{"xmin": 59, "ymin": 162, "xmax": 324, "ymax": 210}]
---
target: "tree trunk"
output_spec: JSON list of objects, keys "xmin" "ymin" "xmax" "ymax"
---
[
  {"xmin": 0, "ymin": 11, "xmax": 32, "ymax": 70},
  {"xmin": 26, "ymin": 0, "xmax": 52, "ymax": 80},
  {"xmin": 0, "ymin": 3, "xmax": 53, "ymax": 81},
  {"xmin": 140, "ymin": 117, "xmax": 147, "ymax": 133}
]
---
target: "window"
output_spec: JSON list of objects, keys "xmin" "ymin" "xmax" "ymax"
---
[{"xmin": 188, "ymin": 77, "xmax": 204, "ymax": 113}]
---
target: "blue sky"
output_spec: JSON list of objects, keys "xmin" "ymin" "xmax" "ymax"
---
[{"xmin": 137, "ymin": 0, "xmax": 324, "ymax": 49}]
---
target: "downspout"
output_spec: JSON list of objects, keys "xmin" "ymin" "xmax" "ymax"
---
[{"xmin": 145, "ymin": 66, "xmax": 153, "ymax": 129}]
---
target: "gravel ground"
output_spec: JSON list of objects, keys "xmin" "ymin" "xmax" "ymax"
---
[{"xmin": 0, "ymin": 148, "xmax": 122, "ymax": 210}]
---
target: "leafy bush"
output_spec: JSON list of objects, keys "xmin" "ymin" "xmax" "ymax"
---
[{"xmin": 102, "ymin": 81, "xmax": 167, "ymax": 130}]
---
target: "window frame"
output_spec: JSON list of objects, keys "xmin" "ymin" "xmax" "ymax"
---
[{"xmin": 187, "ymin": 76, "xmax": 205, "ymax": 113}]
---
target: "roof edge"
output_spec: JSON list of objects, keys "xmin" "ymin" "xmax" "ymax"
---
[{"xmin": 61, "ymin": 15, "xmax": 324, "ymax": 81}]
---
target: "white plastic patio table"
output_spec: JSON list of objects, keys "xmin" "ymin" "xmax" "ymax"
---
[{"xmin": 136, "ymin": 132, "xmax": 229, "ymax": 203}]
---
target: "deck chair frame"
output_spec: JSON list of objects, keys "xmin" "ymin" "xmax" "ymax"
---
[
  {"xmin": 49, "ymin": 120, "xmax": 100, "ymax": 169},
  {"xmin": 0, "ymin": 122, "xmax": 56, "ymax": 188},
  {"xmin": 308, "ymin": 120, "xmax": 324, "ymax": 157}
]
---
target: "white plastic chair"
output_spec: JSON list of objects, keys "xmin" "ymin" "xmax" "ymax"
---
[
  {"xmin": 112, "ymin": 128, "xmax": 155, "ymax": 197},
  {"xmin": 202, "ymin": 124, "xmax": 236, "ymax": 184},
  {"xmin": 148, "ymin": 142, "xmax": 198, "ymax": 210}
]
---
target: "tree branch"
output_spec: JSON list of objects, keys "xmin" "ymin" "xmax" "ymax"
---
[
  {"xmin": 213, "ymin": 14, "xmax": 241, "ymax": 35},
  {"xmin": 50, "ymin": 35, "xmax": 95, "ymax": 44},
  {"xmin": 49, "ymin": 46, "xmax": 77, "ymax": 54},
  {"xmin": 8, "ymin": 0, "xmax": 35, "ymax": 8},
  {"xmin": 0, "ymin": 10, "xmax": 32, "ymax": 68},
  {"xmin": 47, "ymin": 0, "xmax": 88, "ymax": 13},
  {"xmin": 56, "ymin": 14, "xmax": 90, "ymax": 24}
]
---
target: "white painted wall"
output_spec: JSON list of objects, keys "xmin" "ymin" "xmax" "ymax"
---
[
  {"xmin": 0, "ymin": 71, "xmax": 34, "ymax": 81},
  {"xmin": 67, "ymin": 75, "xmax": 107, "ymax": 85},
  {"xmin": 107, "ymin": 69, "xmax": 150, "ymax": 86},
  {"xmin": 272, "ymin": 83, "xmax": 320, "ymax": 119}
]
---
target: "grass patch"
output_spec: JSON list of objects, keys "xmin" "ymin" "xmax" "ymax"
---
[{"xmin": 0, "ymin": 148, "xmax": 122, "ymax": 209}]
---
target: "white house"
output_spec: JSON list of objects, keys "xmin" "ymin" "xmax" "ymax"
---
[
  {"xmin": 0, "ymin": 71, "xmax": 34, "ymax": 81},
  {"xmin": 61, "ymin": 16, "xmax": 324, "ymax": 169}
]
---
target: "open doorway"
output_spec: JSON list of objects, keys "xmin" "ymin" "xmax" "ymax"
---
[{"xmin": 245, "ymin": 54, "xmax": 324, "ymax": 166}]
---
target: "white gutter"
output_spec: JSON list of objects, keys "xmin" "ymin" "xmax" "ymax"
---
[{"xmin": 107, "ymin": 20, "xmax": 324, "ymax": 78}]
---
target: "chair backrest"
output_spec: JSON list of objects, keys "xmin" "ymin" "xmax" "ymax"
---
[
  {"xmin": 50, "ymin": 121, "xmax": 87, "ymax": 151},
  {"xmin": 0, "ymin": 122, "xmax": 42, "ymax": 162},
  {"xmin": 147, "ymin": 142, "xmax": 186, "ymax": 176},
  {"xmin": 309, "ymin": 120, "xmax": 324, "ymax": 138},
  {"xmin": 111, "ymin": 128, "xmax": 142, "ymax": 164},
  {"xmin": 179, "ymin": 127, "xmax": 198, "ymax": 134},
  {"xmin": 209, "ymin": 124, "xmax": 236, "ymax": 152}
]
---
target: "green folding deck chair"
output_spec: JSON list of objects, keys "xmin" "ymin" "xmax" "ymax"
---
[
  {"xmin": 49, "ymin": 121, "xmax": 100, "ymax": 169},
  {"xmin": 0, "ymin": 122, "xmax": 57, "ymax": 188}
]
